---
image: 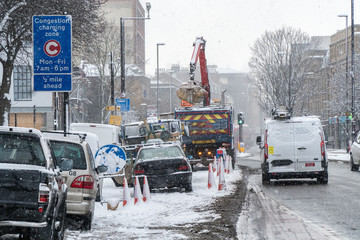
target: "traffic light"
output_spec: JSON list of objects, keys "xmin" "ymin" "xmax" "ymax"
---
[{"xmin": 237, "ymin": 112, "xmax": 244, "ymax": 125}]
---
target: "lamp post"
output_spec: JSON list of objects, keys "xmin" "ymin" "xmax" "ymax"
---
[
  {"xmin": 338, "ymin": 14, "xmax": 349, "ymax": 108},
  {"xmin": 351, "ymin": 0, "xmax": 355, "ymax": 140},
  {"xmin": 120, "ymin": 2, "xmax": 151, "ymax": 98},
  {"xmin": 156, "ymin": 43, "xmax": 165, "ymax": 117},
  {"xmin": 338, "ymin": 14, "xmax": 350, "ymax": 150}
]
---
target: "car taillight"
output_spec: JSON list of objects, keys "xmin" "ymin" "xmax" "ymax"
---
[
  {"xmin": 264, "ymin": 130, "xmax": 268, "ymax": 161},
  {"xmin": 134, "ymin": 164, "xmax": 145, "ymax": 175},
  {"xmin": 38, "ymin": 183, "xmax": 50, "ymax": 203},
  {"xmin": 178, "ymin": 160, "xmax": 190, "ymax": 171},
  {"xmin": 70, "ymin": 175, "xmax": 94, "ymax": 189}
]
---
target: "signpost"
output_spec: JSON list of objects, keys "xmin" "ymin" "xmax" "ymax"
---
[
  {"xmin": 116, "ymin": 98, "xmax": 130, "ymax": 112},
  {"xmin": 33, "ymin": 15, "xmax": 72, "ymax": 91}
]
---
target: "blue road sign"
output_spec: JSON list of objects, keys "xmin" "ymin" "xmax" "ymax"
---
[
  {"xmin": 95, "ymin": 145, "xmax": 126, "ymax": 174},
  {"xmin": 116, "ymin": 98, "xmax": 130, "ymax": 112},
  {"xmin": 33, "ymin": 15, "xmax": 72, "ymax": 91}
]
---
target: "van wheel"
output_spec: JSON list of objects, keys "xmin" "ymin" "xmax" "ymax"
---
[
  {"xmin": 262, "ymin": 173, "xmax": 270, "ymax": 185},
  {"xmin": 350, "ymin": 156, "xmax": 359, "ymax": 171},
  {"xmin": 317, "ymin": 172, "xmax": 328, "ymax": 184}
]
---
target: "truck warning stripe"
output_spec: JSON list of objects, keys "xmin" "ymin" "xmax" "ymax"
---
[
  {"xmin": 190, "ymin": 129, "xmax": 228, "ymax": 135},
  {"xmin": 181, "ymin": 114, "xmax": 228, "ymax": 121}
]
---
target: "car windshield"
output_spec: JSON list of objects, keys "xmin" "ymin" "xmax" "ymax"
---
[
  {"xmin": 50, "ymin": 140, "xmax": 87, "ymax": 169},
  {"xmin": 0, "ymin": 133, "xmax": 46, "ymax": 166},
  {"xmin": 125, "ymin": 125, "xmax": 140, "ymax": 136},
  {"xmin": 137, "ymin": 146, "xmax": 183, "ymax": 161}
]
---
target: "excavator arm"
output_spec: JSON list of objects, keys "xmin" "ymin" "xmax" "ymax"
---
[{"xmin": 176, "ymin": 36, "xmax": 211, "ymax": 106}]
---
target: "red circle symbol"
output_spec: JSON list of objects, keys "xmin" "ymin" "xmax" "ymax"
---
[{"xmin": 44, "ymin": 40, "xmax": 61, "ymax": 57}]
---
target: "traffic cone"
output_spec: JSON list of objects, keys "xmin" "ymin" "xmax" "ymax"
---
[
  {"xmin": 228, "ymin": 156, "xmax": 234, "ymax": 173},
  {"xmin": 142, "ymin": 176, "xmax": 151, "ymax": 202},
  {"xmin": 212, "ymin": 157, "xmax": 217, "ymax": 173},
  {"xmin": 218, "ymin": 158, "xmax": 226, "ymax": 191},
  {"xmin": 224, "ymin": 156, "xmax": 229, "ymax": 174},
  {"xmin": 122, "ymin": 178, "xmax": 131, "ymax": 207},
  {"xmin": 134, "ymin": 176, "xmax": 143, "ymax": 205},
  {"xmin": 208, "ymin": 163, "xmax": 216, "ymax": 189}
]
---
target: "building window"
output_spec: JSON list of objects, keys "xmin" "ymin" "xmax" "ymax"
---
[{"xmin": 13, "ymin": 65, "xmax": 32, "ymax": 100}]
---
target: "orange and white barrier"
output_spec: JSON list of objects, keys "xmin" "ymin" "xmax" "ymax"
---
[
  {"xmin": 208, "ymin": 163, "xmax": 216, "ymax": 189},
  {"xmin": 212, "ymin": 156, "xmax": 217, "ymax": 173},
  {"xmin": 122, "ymin": 178, "xmax": 131, "ymax": 207},
  {"xmin": 218, "ymin": 157, "xmax": 226, "ymax": 191},
  {"xmin": 142, "ymin": 176, "xmax": 151, "ymax": 202},
  {"xmin": 134, "ymin": 176, "xmax": 143, "ymax": 204}
]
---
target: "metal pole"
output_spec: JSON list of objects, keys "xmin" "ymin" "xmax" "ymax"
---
[
  {"xmin": 156, "ymin": 43, "xmax": 165, "ymax": 117},
  {"xmin": 157, "ymin": 44, "xmax": 159, "ymax": 116},
  {"xmin": 120, "ymin": 18, "xmax": 125, "ymax": 98},
  {"xmin": 351, "ymin": 0, "xmax": 355, "ymax": 139}
]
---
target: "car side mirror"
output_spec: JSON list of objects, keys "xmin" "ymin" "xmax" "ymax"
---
[
  {"xmin": 60, "ymin": 158, "xmax": 73, "ymax": 171},
  {"xmin": 256, "ymin": 136, "xmax": 262, "ymax": 145},
  {"xmin": 96, "ymin": 165, "xmax": 108, "ymax": 174}
]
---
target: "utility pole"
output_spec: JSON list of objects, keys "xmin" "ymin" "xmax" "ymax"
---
[{"xmin": 351, "ymin": 0, "xmax": 355, "ymax": 140}]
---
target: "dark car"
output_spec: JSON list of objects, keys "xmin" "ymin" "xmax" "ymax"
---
[
  {"xmin": 133, "ymin": 143, "xmax": 192, "ymax": 192},
  {"xmin": 0, "ymin": 127, "xmax": 71, "ymax": 239}
]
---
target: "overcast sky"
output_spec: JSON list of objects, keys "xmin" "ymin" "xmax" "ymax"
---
[{"xmin": 140, "ymin": 0, "xmax": 354, "ymax": 76}]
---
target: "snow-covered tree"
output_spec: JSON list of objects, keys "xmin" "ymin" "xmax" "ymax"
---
[
  {"xmin": 0, "ymin": 0, "xmax": 105, "ymax": 125},
  {"xmin": 249, "ymin": 26, "xmax": 321, "ymax": 116}
]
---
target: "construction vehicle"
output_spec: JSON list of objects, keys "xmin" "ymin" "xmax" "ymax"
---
[{"xmin": 175, "ymin": 37, "xmax": 235, "ymax": 168}]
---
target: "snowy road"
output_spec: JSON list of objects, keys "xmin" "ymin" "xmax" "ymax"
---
[{"xmin": 65, "ymin": 165, "xmax": 243, "ymax": 240}]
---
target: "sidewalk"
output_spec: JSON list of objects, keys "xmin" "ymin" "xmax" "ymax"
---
[
  {"xmin": 237, "ymin": 148, "xmax": 350, "ymax": 162},
  {"xmin": 327, "ymin": 149, "xmax": 349, "ymax": 162}
]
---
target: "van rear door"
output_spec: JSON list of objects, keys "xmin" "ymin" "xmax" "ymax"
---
[
  {"xmin": 267, "ymin": 121, "xmax": 296, "ymax": 173},
  {"xmin": 293, "ymin": 121, "xmax": 323, "ymax": 172}
]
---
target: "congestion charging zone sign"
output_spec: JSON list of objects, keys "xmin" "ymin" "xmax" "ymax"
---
[{"xmin": 33, "ymin": 15, "xmax": 72, "ymax": 91}]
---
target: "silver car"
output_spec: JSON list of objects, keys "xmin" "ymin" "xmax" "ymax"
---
[{"xmin": 45, "ymin": 134, "xmax": 107, "ymax": 230}]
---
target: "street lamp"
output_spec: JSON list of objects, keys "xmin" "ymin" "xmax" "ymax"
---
[
  {"xmin": 338, "ymin": 14, "xmax": 350, "ymax": 150},
  {"xmin": 120, "ymin": 2, "xmax": 151, "ymax": 98},
  {"xmin": 338, "ymin": 14, "xmax": 349, "ymax": 107},
  {"xmin": 156, "ymin": 43, "xmax": 165, "ymax": 117}
]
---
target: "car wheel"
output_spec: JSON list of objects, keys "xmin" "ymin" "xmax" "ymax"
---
[
  {"xmin": 35, "ymin": 212, "xmax": 55, "ymax": 240},
  {"xmin": 184, "ymin": 183, "xmax": 193, "ymax": 192},
  {"xmin": 350, "ymin": 155, "xmax": 359, "ymax": 171},
  {"xmin": 54, "ymin": 202, "xmax": 66, "ymax": 240},
  {"xmin": 82, "ymin": 211, "xmax": 94, "ymax": 231}
]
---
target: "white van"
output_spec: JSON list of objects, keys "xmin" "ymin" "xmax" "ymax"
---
[
  {"xmin": 70, "ymin": 123, "xmax": 121, "ymax": 148},
  {"xmin": 256, "ymin": 111, "xmax": 328, "ymax": 184}
]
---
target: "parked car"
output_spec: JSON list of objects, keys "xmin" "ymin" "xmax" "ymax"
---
[
  {"xmin": 349, "ymin": 131, "xmax": 360, "ymax": 171},
  {"xmin": 133, "ymin": 143, "xmax": 192, "ymax": 191},
  {"xmin": 256, "ymin": 107, "xmax": 328, "ymax": 184},
  {"xmin": 44, "ymin": 133, "xmax": 107, "ymax": 230},
  {"xmin": 0, "ymin": 127, "xmax": 71, "ymax": 239}
]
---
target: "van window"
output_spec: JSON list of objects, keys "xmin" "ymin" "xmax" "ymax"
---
[
  {"xmin": 294, "ymin": 123, "xmax": 319, "ymax": 141},
  {"xmin": 269, "ymin": 123, "xmax": 294, "ymax": 143},
  {"xmin": 50, "ymin": 141, "xmax": 87, "ymax": 170}
]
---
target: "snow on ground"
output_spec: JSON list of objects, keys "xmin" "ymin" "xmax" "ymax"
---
[
  {"xmin": 327, "ymin": 149, "xmax": 350, "ymax": 162},
  {"xmin": 66, "ymin": 167, "xmax": 242, "ymax": 239}
]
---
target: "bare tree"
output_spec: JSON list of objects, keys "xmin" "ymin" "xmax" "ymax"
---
[
  {"xmin": 0, "ymin": 0, "xmax": 106, "ymax": 125},
  {"xmin": 76, "ymin": 20, "xmax": 134, "ymax": 123},
  {"xmin": 249, "ymin": 26, "xmax": 321, "ymax": 116}
]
